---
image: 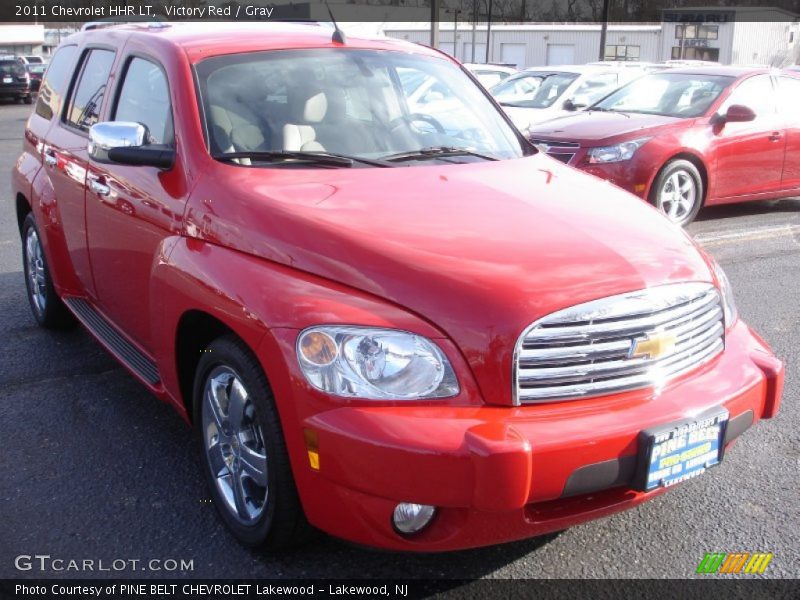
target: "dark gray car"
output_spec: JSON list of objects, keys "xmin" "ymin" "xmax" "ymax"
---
[{"xmin": 0, "ymin": 59, "xmax": 32, "ymax": 104}]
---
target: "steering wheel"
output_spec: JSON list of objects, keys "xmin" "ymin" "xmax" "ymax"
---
[{"xmin": 388, "ymin": 112, "xmax": 446, "ymax": 135}]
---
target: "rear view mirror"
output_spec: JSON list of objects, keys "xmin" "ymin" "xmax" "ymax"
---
[{"xmin": 88, "ymin": 121, "xmax": 174, "ymax": 169}]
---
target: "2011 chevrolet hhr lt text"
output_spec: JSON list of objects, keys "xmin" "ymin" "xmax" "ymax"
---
[{"xmin": 12, "ymin": 23, "xmax": 784, "ymax": 551}]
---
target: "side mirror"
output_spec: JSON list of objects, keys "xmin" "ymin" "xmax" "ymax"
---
[
  {"xmin": 88, "ymin": 122, "xmax": 174, "ymax": 169},
  {"xmin": 717, "ymin": 104, "xmax": 756, "ymax": 124},
  {"xmin": 563, "ymin": 98, "xmax": 586, "ymax": 111}
]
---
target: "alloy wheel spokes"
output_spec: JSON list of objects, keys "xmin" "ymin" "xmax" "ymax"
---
[
  {"xmin": 25, "ymin": 228, "xmax": 46, "ymax": 312},
  {"xmin": 202, "ymin": 366, "xmax": 268, "ymax": 524},
  {"xmin": 661, "ymin": 171, "xmax": 696, "ymax": 222}
]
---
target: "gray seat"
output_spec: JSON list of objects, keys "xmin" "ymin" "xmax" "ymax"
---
[
  {"xmin": 282, "ymin": 80, "xmax": 328, "ymax": 152},
  {"xmin": 207, "ymin": 67, "xmax": 270, "ymax": 154}
]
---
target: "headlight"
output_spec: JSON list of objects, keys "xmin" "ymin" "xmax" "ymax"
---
[
  {"xmin": 586, "ymin": 137, "xmax": 650, "ymax": 164},
  {"xmin": 711, "ymin": 261, "xmax": 738, "ymax": 329},
  {"xmin": 296, "ymin": 326, "xmax": 459, "ymax": 400}
]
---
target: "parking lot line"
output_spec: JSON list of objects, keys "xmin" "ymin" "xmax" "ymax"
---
[{"xmin": 694, "ymin": 225, "xmax": 800, "ymax": 247}]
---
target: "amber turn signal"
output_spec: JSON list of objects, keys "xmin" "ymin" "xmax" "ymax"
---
[
  {"xmin": 298, "ymin": 331, "xmax": 338, "ymax": 366},
  {"xmin": 304, "ymin": 428, "xmax": 320, "ymax": 470}
]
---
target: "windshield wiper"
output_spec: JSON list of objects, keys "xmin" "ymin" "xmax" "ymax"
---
[
  {"xmin": 588, "ymin": 107, "xmax": 631, "ymax": 118},
  {"xmin": 381, "ymin": 146, "xmax": 499, "ymax": 163},
  {"xmin": 500, "ymin": 101, "xmax": 536, "ymax": 108},
  {"xmin": 212, "ymin": 151, "xmax": 393, "ymax": 168}
]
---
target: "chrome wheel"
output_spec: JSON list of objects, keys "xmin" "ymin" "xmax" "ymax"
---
[
  {"xmin": 25, "ymin": 227, "xmax": 47, "ymax": 316},
  {"xmin": 659, "ymin": 169, "xmax": 697, "ymax": 223},
  {"xmin": 202, "ymin": 366, "xmax": 268, "ymax": 525}
]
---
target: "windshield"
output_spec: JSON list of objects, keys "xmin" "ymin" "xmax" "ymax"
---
[
  {"xmin": 592, "ymin": 73, "xmax": 734, "ymax": 117},
  {"xmin": 472, "ymin": 70, "xmax": 511, "ymax": 88},
  {"xmin": 195, "ymin": 49, "xmax": 526, "ymax": 166},
  {"xmin": 491, "ymin": 72, "xmax": 579, "ymax": 108}
]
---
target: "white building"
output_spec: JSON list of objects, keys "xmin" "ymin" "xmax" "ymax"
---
[
  {"xmin": 661, "ymin": 6, "xmax": 799, "ymax": 66},
  {"xmin": 0, "ymin": 24, "xmax": 45, "ymax": 57},
  {"xmin": 385, "ymin": 23, "xmax": 662, "ymax": 67},
  {"xmin": 384, "ymin": 6, "xmax": 800, "ymax": 68}
]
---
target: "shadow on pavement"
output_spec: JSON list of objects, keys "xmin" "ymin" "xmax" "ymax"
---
[{"xmin": 695, "ymin": 197, "xmax": 800, "ymax": 223}]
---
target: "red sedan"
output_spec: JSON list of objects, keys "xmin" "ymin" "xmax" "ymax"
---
[
  {"xmin": 528, "ymin": 67, "xmax": 800, "ymax": 225},
  {"xmin": 12, "ymin": 24, "xmax": 783, "ymax": 551}
]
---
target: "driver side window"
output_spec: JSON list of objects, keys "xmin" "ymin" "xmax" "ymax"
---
[
  {"xmin": 719, "ymin": 75, "xmax": 775, "ymax": 119},
  {"xmin": 113, "ymin": 57, "xmax": 174, "ymax": 146}
]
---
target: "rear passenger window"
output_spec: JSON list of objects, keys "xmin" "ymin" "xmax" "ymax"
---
[
  {"xmin": 113, "ymin": 57, "xmax": 174, "ymax": 146},
  {"xmin": 34, "ymin": 45, "xmax": 77, "ymax": 120},
  {"xmin": 65, "ymin": 49, "xmax": 115, "ymax": 132}
]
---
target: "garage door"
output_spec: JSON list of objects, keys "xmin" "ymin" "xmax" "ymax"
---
[
  {"xmin": 500, "ymin": 43, "xmax": 527, "ymax": 69},
  {"xmin": 463, "ymin": 42, "xmax": 487, "ymax": 63},
  {"xmin": 547, "ymin": 44, "xmax": 575, "ymax": 66}
]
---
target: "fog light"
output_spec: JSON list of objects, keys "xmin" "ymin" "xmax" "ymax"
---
[{"xmin": 392, "ymin": 503, "xmax": 436, "ymax": 535}]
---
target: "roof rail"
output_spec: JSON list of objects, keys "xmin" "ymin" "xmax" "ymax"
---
[{"xmin": 81, "ymin": 15, "xmax": 167, "ymax": 31}]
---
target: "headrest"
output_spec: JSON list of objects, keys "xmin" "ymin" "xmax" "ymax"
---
[
  {"xmin": 288, "ymin": 71, "xmax": 329, "ymax": 123},
  {"xmin": 302, "ymin": 92, "xmax": 328, "ymax": 123},
  {"xmin": 324, "ymin": 87, "xmax": 347, "ymax": 122}
]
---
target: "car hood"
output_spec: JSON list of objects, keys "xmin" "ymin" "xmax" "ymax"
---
[
  {"xmin": 528, "ymin": 111, "xmax": 687, "ymax": 144},
  {"xmin": 189, "ymin": 154, "xmax": 712, "ymax": 404}
]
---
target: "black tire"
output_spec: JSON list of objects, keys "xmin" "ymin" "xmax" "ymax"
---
[
  {"xmin": 649, "ymin": 159, "xmax": 704, "ymax": 226},
  {"xmin": 193, "ymin": 335, "xmax": 312, "ymax": 549},
  {"xmin": 21, "ymin": 213, "xmax": 74, "ymax": 329},
  {"xmin": 23, "ymin": 94, "xmax": 33, "ymax": 105}
]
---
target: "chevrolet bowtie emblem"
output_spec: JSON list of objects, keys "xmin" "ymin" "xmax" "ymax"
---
[{"xmin": 630, "ymin": 333, "xmax": 678, "ymax": 360}]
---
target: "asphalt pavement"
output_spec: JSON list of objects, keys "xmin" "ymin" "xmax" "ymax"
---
[{"xmin": 0, "ymin": 101, "xmax": 797, "ymax": 579}]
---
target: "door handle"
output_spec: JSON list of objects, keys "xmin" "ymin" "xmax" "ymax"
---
[
  {"xmin": 768, "ymin": 131, "xmax": 783, "ymax": 142},
  {"xmin": 43, "ymin": 150, "xmax": 57, "ymax": 168},
  {"xmin": 88, "ymin": 175, "xmax": 110, "ymax": 197}
]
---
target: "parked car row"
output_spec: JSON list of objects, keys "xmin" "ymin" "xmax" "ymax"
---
[
  {"xmin": 463, "ymin": 57, "xmax": 800, "ymax": 225},
  {"xmin": 12, "ymin": 23, "xmax": 784, "ymax": 554},
  {"xmin": 524, "ymin": 66, "xmax": 800, "ymax": 225},
  {"xmin": 0, "ymin": 54, "xmax": 47, "ymax": 103}
]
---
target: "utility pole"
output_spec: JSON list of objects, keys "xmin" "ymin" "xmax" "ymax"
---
[
  {"xmin": 598, "ymin": 0, "xmax": 610, "ymax": 60},
  {"xmin": 430, "ymin": 0, "xmax": 440, "ymax": 49},
  {"xmin": 453, "ymin": 8, "xmax": 460, "ymax": 60},
  {"xmin": 471, "ymin": 0, "xmax": 477, "ymax": 63},
  {"xmin": 486, "ymin": 0, "xmax": 493, "ymax": 63}
]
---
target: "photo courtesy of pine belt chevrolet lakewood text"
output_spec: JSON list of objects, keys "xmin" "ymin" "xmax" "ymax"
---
[{"xmin": 12, "ymin": 22, "xmax": 784, "ymax": 551}]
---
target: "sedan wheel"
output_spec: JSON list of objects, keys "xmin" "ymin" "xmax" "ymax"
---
[
  {"xmin": 659, "ymin": 170, "xmax": 697, "ymax": 223},
  {"xmin": 651, "ymin": 159, "xmax": 704, "ymax": 226},
  {"xmin": 201, "ymin": 365, "xmax": 268, "ymax": 525}
]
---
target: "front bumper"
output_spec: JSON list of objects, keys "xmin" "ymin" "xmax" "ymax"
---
[{"xmin": 284, "ymin": 321, "xmax": 783, "ymax": 551}]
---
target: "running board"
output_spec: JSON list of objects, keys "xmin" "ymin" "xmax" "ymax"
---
[{"xmin": 63, "ymin": 297, "xmax": 161, "ymax": 386}]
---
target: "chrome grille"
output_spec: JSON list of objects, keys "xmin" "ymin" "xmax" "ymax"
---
[
  {"xmin": 514, "ymin": 283, "xmax": 724, "ymax": 403},
  {"xmin": 531, "ymin": 139, "xmax": 579, "ymax": 165}
]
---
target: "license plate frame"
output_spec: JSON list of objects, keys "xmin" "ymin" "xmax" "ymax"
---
[{"xmin": 635, "ymin": 408, "xmax": 729, "ymax": 492}]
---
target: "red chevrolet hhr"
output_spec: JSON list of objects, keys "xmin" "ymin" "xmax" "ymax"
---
[
  {"xmin": 12, "ymin": 23, "xmax": 783, "ymax": 551},
  {"xmin": 527, "ymin": 67, "xmax": 800, "ymax": 225}
]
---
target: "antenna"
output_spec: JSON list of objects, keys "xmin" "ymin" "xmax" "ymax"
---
[{"xmin": 323, "ymin": 0, "xmax": 346, "ymax": 44}]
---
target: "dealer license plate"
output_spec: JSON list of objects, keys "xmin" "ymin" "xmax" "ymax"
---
[{"xmin": 638, "ymin": 409, "xmax": 728, "ymax": 491}]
